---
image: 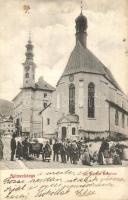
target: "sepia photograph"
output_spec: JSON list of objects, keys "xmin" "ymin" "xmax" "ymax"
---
[{"xmin": 0, "ymin": 0, "xmax": 128, "ymax": 170}]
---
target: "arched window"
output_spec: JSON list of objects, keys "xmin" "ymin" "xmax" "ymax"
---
[
  {"xmin": 115, "ymin": 109, "xmax": 119, "ymax": 126},
  {"xmin": 88, "ymin": 82, "xmax": 95, "ymax": 118},
  {"xmin": 25, "ymin": 73, "xmax": 29, "ymax": 78},
  {"xmin": 69, "ymin": 84, "xmax": 75, "ymax": 114},
  {"xmin": 72, "ymin": 127, "xmax": 76, "ymax": 135}
]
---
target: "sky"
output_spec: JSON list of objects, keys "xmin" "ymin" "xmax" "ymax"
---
[{"xmin": 0, "ymin": 0, "xmax": 127, "ymax": 101}]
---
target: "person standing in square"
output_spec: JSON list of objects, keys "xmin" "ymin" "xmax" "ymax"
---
[{"xmin": 10, "ymin": 134, "xmax": 16, "ymax": 161}]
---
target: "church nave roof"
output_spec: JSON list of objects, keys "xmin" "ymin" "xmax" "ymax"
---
[{"xmin": 61, "ymin": 41, "xmax": 122, "ymax": 92}]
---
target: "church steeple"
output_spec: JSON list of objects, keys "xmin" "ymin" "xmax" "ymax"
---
[
  {"xmin": 22, "ymin": 34, "xmax": 36, "ymax": 88},
  {"xmin": 75, "ymin": 1, "xmax": 88, "ymax": 48},
  {"xmin": 25, "ymin": 32, "xmax": 33, "ymax": 62}
]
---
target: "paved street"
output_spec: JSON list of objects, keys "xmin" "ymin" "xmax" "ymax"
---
[
  {"xmin": 0, "ymin": 136, "xmax": 84, "ymax": 169},
  {"xmin": 0, "ymin": 136, "xmax": 128, "ymax": 170},
  {"xmin": 0, "ymin": 136, "xmax": 87, "ymax": 169}
]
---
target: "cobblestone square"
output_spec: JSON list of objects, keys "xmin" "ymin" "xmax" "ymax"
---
[{"xmin": 0, "ymin": 136, "xmax": 128, "ymax": 170}]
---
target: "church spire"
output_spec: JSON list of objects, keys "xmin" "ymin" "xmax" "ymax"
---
[
  {"xmin": 22, "ymin": 33, "xmax": 36, "ymax": 88},
  {"xmin": 25, "ymin": 33, "xmax": 34, "ymax": 62},
  {"xmin": 80, "ymin": 0, "xmax": 83, "ymax": 14},
  {"xmin": 75, "ymin": 1, "xmax": 88, "ymax": 48},
  {"xmin": 29, "ymin": 29, "xmax": 31, "ymax": 41}
]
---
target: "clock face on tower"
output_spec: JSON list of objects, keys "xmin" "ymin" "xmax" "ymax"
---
[
  {"xmin": 25, "ymin": 66, "xmax": 30, "ymax": 72},
  {"xmin": 69, "ymin": 74, "xmax": 74, "ymax": 82}
]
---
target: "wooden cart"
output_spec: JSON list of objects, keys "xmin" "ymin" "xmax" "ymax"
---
[{"xmin": 29, "ymin": 142, "xmax": 43, "ymax": 158}]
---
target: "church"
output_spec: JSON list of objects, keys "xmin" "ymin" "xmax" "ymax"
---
[
  {"xmin": 39, "ymin": 10, "xmax": 128, "ymax": 141},
  {"xmin": 12, "ymin": 37, "xmax": 55, "ymax": 138}
]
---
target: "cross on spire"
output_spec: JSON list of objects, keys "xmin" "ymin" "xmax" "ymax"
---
[
  {"xmin": 80, "ymin": 1, "xmax": 83, "ymax": 14},
  {"xmin": 28, "ymin": 29, "xmax": 31, "ymax": 43}
]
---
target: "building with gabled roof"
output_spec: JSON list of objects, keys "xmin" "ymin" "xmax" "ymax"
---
[
  {"xmin": 12, "ymin": 36, "xmax": 55, "ymax": 138},
  {"xmin": 39, "ymin": 10, "xmax": 128, "ymax": 141},
  {"xmin": 0, "ymin": 115, "xmax": 14, "ymax": 136}
]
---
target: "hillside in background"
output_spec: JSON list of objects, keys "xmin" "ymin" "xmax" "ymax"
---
[{"xmin": 0, "ymin": 99, "xmax": 14, "ymax": 117}]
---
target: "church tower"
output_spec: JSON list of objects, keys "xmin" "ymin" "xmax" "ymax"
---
[
  {"xmin": 22, "ymin": 36, "xmax": 36, "ymax": 88},
  {"xmin": 75, "ymin": 7, "xmax": 88, "ymax": 47}
]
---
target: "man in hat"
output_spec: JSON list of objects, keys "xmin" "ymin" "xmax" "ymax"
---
[
  {"xmin": 10, "ymin": 133, "xmax": 16, "ymax": 161},
  {"xmin": 22, "ymin": 137, "xmax": 29, "ymax": 159},
  {"xmin": 53, "ymin": 140, "xmax": 60, "ymax": 162}
]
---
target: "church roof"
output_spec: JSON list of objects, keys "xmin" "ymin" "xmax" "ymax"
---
[
  {"xmin": 13, "ymin": 77, "xmax": 55, "ymax": 102},
  {"xmin": 35, "ymin": 77, "xmax": 55, "ymax": 91},
  {"xmin": 61, "ymin": 41, "xmax": 122, "ymax": 91}
]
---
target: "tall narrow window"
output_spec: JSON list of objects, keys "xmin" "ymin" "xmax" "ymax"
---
[
  {"xmin": 47, "ymin": 118, "xmax": 50, "ymax": 125},
  {"xmin": 88, "ymin": 82, "xmax": 95, "ymax": 118},
  {"xmin": 79, "ymin": 80, "xmax": 84, "ymax": 107},
  {"xmin": 69, "ymin": 84, "xmax": 75, "ymax": 114},
  {"xmin": 72, "ymin": 127, "xmax": 76, "ymax": 135},
  {"xmin": 115, "ymin": 109, "xmax": 119, "ymax": 126},
  {"xmin": 122, "ymin": 113, "xmax": 125, "ymax": 128}
]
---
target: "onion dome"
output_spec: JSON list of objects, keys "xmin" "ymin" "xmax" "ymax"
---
[
  {"xmin": 25, "ymin": 39, "xmax": 34, "ymax": 61},
  {"xmin": 75, "ymin": 12, "xmax": 88, "ymax": 33}
]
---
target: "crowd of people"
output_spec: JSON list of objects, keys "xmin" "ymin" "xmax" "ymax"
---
[
  {"xmin": 8, "ymin": 133, "xmax": 125, "ymax": 166},
  {"xmin": 52, "ymin": 138, "xmax": 123, "ymax": 165},
  {"xmin": 10, "ymin": 134, "xmax": 52, "ymax": 161},
  {"xmin": 0, "ymin": 133, "xmax": 126, "ymax": 166}
]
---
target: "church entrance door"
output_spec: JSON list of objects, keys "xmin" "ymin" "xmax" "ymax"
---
[{"xmin": 62, "ymin": 127, "xmax": 66, "ymax": 140}]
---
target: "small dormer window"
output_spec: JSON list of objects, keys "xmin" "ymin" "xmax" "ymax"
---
[{"xmin": 45, "ymin": 84, "xmax": 48, "ymax": 88}]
